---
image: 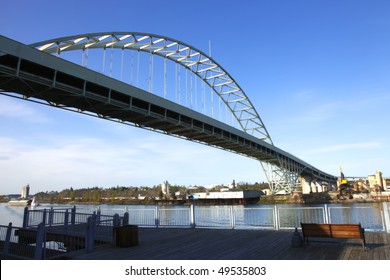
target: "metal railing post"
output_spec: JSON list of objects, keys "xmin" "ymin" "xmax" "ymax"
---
[
  {"xmin": 34, "ymin": 222, "xmax": 45, "ymax": 259},
  {"xmin": 48, "ymin": 207, "xmax": 54, "ymax": 226},
  {"xmin": 123, "ymin": 212, "xmax": 129, "ymax": 226},
  {"xmin": 96, "ymin": 207, "xmax": 101, "ymax": 225},
  {"xmin": 42, "ymin": 209, "xmax": 47, "ymax": 226},
  {"xmin": 113, "ymin": 213, "xmax": 120, "ymax": 227},
  {"xmin": 230, "ymin": 206, "xmax": 235, "ymax": 229},
  {"xmin": 382, "ymin": 202, "xmax": 390, "ymax": 233},
  {"xmin": 86, "ymin": 214, "xmax": 96, "ymax": 252},
  {"xmin": 190, "ymin": 204, "xmax": 196, "ymax": 228},
  {"xmin": 324, "ymin": 204, "xmax": 329, "ymax": 223},
  {"xmin": 71, "ymin": 205, "xmax": 76, "ymax": 225},
  {"xmin": 64, "ymin": 209, "xmax": 69, "ymax": 226},
  {"xmin": 2, "ymin": 222, "xmax": 13, "ymax": 259},
  {"xmin": 23, "ymin": 207, "xmax": 29, "ymax": 228},
  {"xmin": 155, "ymin": 206, "xmax": 160, "ymax": 228},
  {"xmin": 274, "ymin": 205, "xmax": 279, "ymax": 230}
]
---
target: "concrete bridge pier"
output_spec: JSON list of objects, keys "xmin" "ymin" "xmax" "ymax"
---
[
  {"xmin": 300, "ymin": 176, "xmax": 336, "ymax": 194},
  {"xmin": 300, "ymin": 175, "xmax": 313, "ymax": 194}
]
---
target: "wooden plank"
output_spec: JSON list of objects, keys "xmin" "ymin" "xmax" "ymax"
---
[
  {"xmin": 330, "ymin": 224, "xmax": 362, "ymax": 239},
  {"xmin": 363, "ymin": 232, "xmax": 375, "ymax": 260},
  {"xmin": 384, "ymin": 233, "xmax": 390, "ymax": 260},
  {"xmin": 376, "ymin": 233, "xmax": 386, "ymax": 260},
  {"xmin": 301, "ymin": 223, "xmax": 331, "ymax": 238}
]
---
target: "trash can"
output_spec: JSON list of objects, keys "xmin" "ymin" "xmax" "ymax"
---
[{"xmin": 114, "ymin": 225, "xmax": 139, "ymax": 247}]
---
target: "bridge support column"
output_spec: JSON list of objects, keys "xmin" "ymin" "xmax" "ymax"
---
[
  {"xmin": 300, "ymin": 176, "xmax": 313, "ymax": 194},
  {"xmin": 309, "ymin": 180, "xmax": 317, "ymax": 193},
  {"xmin": 300, "ymin": 176, "xmax": 336, "ymax": 194},
  {"xmin": 315, "ymin": 181, "xmax": 324, "ymax": 193}
]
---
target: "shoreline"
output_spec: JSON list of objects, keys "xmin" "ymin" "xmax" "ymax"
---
[{"xmin": 2, "ymin": 192, "xmax": 388, "ymax": 206}]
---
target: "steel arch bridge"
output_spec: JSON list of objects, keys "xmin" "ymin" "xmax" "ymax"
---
[{"xmin": 0, "ymin": 33, "xmax": 337, "ymax": 192}]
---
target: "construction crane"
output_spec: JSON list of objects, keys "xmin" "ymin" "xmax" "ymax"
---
[{"xmin": 338, "ymin": 167, "xmax": 354, "ymax": 198}]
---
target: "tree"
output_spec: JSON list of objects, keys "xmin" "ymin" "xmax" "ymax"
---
[
  {"xmin": 93, "ymin": 189, "xmax": 101, "ymax": 202},
  {"xmin": 70, "ymin": 190, "xmax": 75, "ymax": 202}
]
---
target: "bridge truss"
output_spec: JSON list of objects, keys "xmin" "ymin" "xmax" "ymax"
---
[{"xmin": 0, "ymin": 33, "xmax": 336, "ymax": 192}]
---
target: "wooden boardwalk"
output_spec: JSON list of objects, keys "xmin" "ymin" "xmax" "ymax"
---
[{"xmin": 62, "ymin": 228, "xmax": 390, "ymax": 260}]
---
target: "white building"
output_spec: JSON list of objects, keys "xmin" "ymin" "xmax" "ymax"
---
[
  {"xmin": 21, "ymin": 184, "xmax": 30, "ymax": 199},
  {"xmin": 162, "ymin": 180, "xmax": 170, "ymax": 195},
  {"xmin": 190, "ymin": 190, "xmax": 263, "ymax": 200},
  {"xmin": 368, "ymin": 171, "xmax": 386, "ymax": 192}
]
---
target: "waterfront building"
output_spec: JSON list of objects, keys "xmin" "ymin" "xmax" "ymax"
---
[
  {"xmin": 385, "ymin": 178, "xmax": 390, "ymax": 191},
  {"xmin": 368, "ymin": 171, "xmax": 386, "ymax": 192},
  {"xmin": 21, "ymin": 184, "xmax": 30, "ymax": 199},
  {"xmin": 333, "ymin": 170, "xmax": 388, "ymax": 193},
  {"xmin": 162, "ymin": 180, "xmax": 170, "ymax": 196},
  {"xmin": 189, "ymin": 190, "xmax": 263, "ymax": 205}
]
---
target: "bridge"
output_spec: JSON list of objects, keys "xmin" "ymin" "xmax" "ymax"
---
[{"xmin": 0, "ymin": 33, "xmax": 337, "ymax": 193}]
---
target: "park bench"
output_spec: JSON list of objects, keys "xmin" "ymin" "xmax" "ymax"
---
[{"xmin": 300, "ymin": 223, "xmax": 366, "ymax": 250}]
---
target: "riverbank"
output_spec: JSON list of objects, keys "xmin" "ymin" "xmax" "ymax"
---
[
  {"xmin": 259, "ymin": 192, "xmax": 388, "ymax": 204},
  {"xmin": 2, "ymin": 192, "xmax": 388, "ymax": 206}
]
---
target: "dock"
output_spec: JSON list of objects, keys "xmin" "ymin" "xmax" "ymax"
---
[
  {"xmin": 61, "ymin": 228, "xmax": 390, "ymax": 260},
  {"xmin": 2, "ymin": 204, "xmax": 389, "ymax": 260}
]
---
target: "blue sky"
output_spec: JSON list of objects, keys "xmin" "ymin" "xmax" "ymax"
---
[{"xmin": 1, "ymin": 0, "xmax": 389, "ymax": 194}]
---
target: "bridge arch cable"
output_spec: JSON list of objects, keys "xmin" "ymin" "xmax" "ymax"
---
[{"xmin": 30, "ymin": 32, "xmax": 273, "ymax": 143}]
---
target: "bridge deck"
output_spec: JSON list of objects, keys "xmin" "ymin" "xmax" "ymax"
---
[{"xmin": 62, "ymin": 228, "xmax": 390, "ymax": 260}]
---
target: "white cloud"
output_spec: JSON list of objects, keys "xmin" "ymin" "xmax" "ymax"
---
[
  {"xmin": 304, "ymin": 141, "xmax": 383, "ymax": 154},
  {"xmin": 0, "ymin": 96, "xmax": 51, "ymax": 123},
  {"xmin": 0, "ymin": 132, "xmax": 264, "ymax": 193}
]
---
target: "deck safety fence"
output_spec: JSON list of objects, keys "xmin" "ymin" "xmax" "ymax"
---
[
  {"xmin": 1, "ymin": 214, "xmax": 107, "ymax": 260},
  {"xmin": 22, "ymin": 202, "xmax": 390, "ymax": 232},
  {"xmin": 1, "ymin": 202, "xmax": 389, "ymax": 259}
]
